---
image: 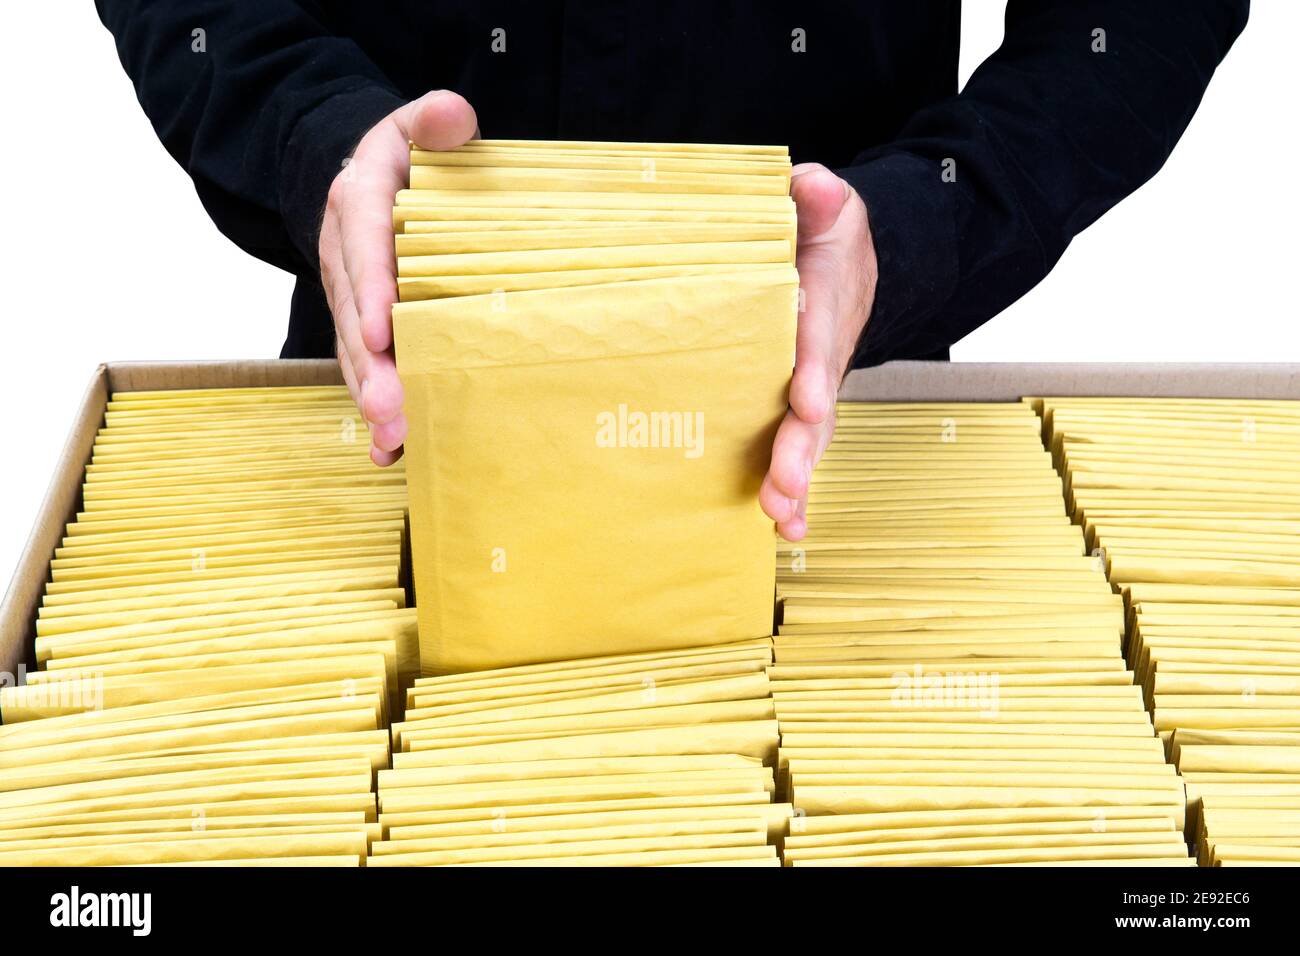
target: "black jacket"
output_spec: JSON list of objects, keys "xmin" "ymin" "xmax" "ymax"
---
[{"xmin": 95, "ymin": 1, "xmax": 1248, "ymax": 362}]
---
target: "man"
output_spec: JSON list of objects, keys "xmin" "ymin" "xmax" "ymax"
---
[{"xmin": 95, "ymin": 1, "xmax": 1247, "ymax": 540}]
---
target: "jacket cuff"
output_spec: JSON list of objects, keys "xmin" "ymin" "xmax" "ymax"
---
[
  {"xmin": 279, "ymin": 83, "xmax": 407, "ymax": 271},
  {"xmin": 836, "ymin": 152, "xmax": 961, "ymax": 367}
]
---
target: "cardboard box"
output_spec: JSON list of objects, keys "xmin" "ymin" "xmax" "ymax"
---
[{"xmin": 5, "ymin": 359, "xmax": 1300, "ymax": 681}]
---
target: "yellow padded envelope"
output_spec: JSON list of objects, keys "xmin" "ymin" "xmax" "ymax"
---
[{"xmin": 395, "ymin": 269, "xmax": 798, "ymax": 673}]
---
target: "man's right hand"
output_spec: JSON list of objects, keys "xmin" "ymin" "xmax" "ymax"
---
[{"xmin": 319, "ymin": 90, "xmax": 478, "ymax": 466}]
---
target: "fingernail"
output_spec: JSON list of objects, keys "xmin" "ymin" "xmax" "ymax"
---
[
  {"xmin": 360, "ymin": 378, "xmax": 370, "ymax": 418},
  {"xmin": 787, "ymin": 497, "xmax": 800, "ymax": 520}
]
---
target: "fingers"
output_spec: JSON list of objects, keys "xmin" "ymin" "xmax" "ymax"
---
[
  {"xmin": 791, "ymin": 163, "xmax": 849, "ymax": 240},
  {"xmin": 401, "ymin": 90, "xmax": 479, "ymax": 151},
  {"xmin": 336, "ymin": 108, "xmax": 408, "ymax": 359},
  {"xmin": 348, "ymin": 90, "xmax": 474, "ymax": 355},
  {"xmin": 789, "ymin": 253, "xmax": 838, "ymax": 426},
  {"xmin": 333, "ymin": 276, "xmax": 404, "ymax": 441},
  {"xmin": 789, "ymin": 165, "xmax": 851, "ymax": 426},
  {"xmin": 760, "ymin": 403, "xmax": 837, "ymax": 541},
  {"xmin": 328, "ymin": 90, "xmax": 476, "ymax": 460},
  {"xmin": 337, "ymin": 319, "xmax": 404, "ymax": 466},
  {"xmin": 335, "ymin": 331, "xmax": 361, "ymax": 410}
]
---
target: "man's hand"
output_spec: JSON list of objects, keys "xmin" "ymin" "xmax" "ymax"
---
[
  {"xmin": 319, "ymin": 90, "xmax": 478, "ymax": 466},
  {"xmin": 760, "ymin": 164, "xmax": 878, "ymax": 541}
]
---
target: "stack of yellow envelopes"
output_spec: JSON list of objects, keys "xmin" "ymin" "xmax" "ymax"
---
[
  {"xmin": 0, "ymin": 385, "xmax": 411, "ymax": 866},
  {"xmin": 369, "ymin": 639, "xmax": 789, "ymax": 866},
  {"xmin": 771, "ymin": 401, "xmax": 1190, "ymax": 866},
  {"xmin": 391, "ymin": 139, "xmax": 800, "ymax": 674},
  {"xmin": 1038, "ymin": 396, "xmax": 1300, "ymax": 867}
]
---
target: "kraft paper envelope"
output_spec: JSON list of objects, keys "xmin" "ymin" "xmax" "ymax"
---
[
  {"xmin": 408, "ymin": 165, "xmax": 788, "ymax": 195},
  {"xmin": 379, "ymin": 766, "xmax": 774, "ymax": 798},
  {"xmin": 43, "ymin": 548, "xmax": 397, "ymax": 595},
  {"xmin": 0, "ymin": 794, "xmax": 377, "ymax": 832},
  {"xmin": 396, "ymin": 700, "xmax": 775, "ymax": 751},
  {"xmin": 995, "ymin": 859, "xmax": 1198, "ymax": 867},
  {"xmin": 403, "ymin": 217, "xmax": 756, "ymax": 232},
  {"xmin": 0, "ymin": 811, "xmax": 370, "ymax": 842},
  {"xmin": 378, "ymin": 791, "xmax": 771, "ymax": 831},
  {"xmin": 42, "ymin": 555, "xmax": 400, "ymax": 597},
  {"xmin": 0, "ymin": 774, "xmax": 375, "ymax": 829},
  {"xmin": 395, "ymin": 269, "xmax": 797, "ymax": 672},
  {"xmin": 785, "ymin": 817, "xmax": 1174, "ymax": 850},
  {"xmin": 403, "ymin": 670, "xmax": 767, "ymax": 721},
  {"xmin": 398, "ymin": 673, "xmax": 769, "ymax": 731},
  {"xmin": 0, "ymin": 823, "xmax": 377, "ymax": 858},
  {"xmin": 39, "ymin": 606, "xmax": 417, "ymax": 669},
  {"xmin": 386, "ymin": 803, "xmax": 793, "ymax": 841},
  {"xmin": 395, "ymin": 187, "xmax": 791, "ymax": 211},
  {"xmin": 446, "ymin": 138, "xmax": 788, "ymax": 153},
  {"xmin": 37, "ymin": 588, "xmax": 406, "ymax": 635},
  {"xmin": 40, "ymin": 568, "xmax": 401, "ymax": 610},
  {"xmin": 0, "ymin": 758, "xmax": 374, "ymax": 812},
  {"xmin": 377, "ymin": 780, "xmax": 771, "ymax": 814},
  {"xmin": 789, "ymin": 842, "xmax": 1189, "ymax": 867},
  {"xmin": 783, "ymin": 759, "xmax": 1172, "ymax": 780},
  {"xmin": 0, "ymin": 832, "xmax": 369, "ymax": 867},
  {"xmin": 791, "ymin": 785, "xmax": 1185, "ymax": 823},
  {"xmin": 0, "ymin": 679, "xmax": 386, "ymax": 742},
  {"xmin": 779, "ymin": 734, "xmax": 1162, "ymax": 754},
  {"xmin": 1, "ymin": 654, "xmax": 391, "ymax": 720},
  {"xmin": 2, "ymin": 750, "xmax": 383, "ymax": 797},
  {"xmin": 774, "ymin": 720, "xmax": 1150, "ymax": 738},
  {"xmin": 784, "ymin": 830, "xmax": 1188, "ymax": 864},
  {"xmin": 22, "ymin": 733, "xmax": 390, "ymax": 775},
  {"xmin": 395, "ymin": 223, "xmax": 790, "ymax": 255},
  {"xmin": 379, "ymin": 753, "xmax": 760, "ymax": 789},
  {"xmin": 0, "ymin": 697, "xmax": 384, "ymax": 749},
  {"xmin": 406, "ymin": 659, "xmax": 766, "ymax": 711},
  {"xmin": 82, "ymin": 455, "xmax": 389, "ymax": 482},
  {"xmin": 397, "ymin": 240, "xmax": 790, "ymax": 278},
  {"xmin": 48, "ymin": 548, "xmax": 398, "ymax": 584},
  {"xmin": 392, "ymin": 722, "xmax": 778, "ymax": 769},
  {"xmin": 56, "ymin": 514, "xmax": 401, "ymax": 550},
  {"xmin": 411, "ymin": 149, "xmax": 786, "ymax": 173},
  {"xmin": 37, "ymin": 600, "xmax": 402, "ymax": 661},
  {"xmin": 790, "ymin": 805, "xmax": 1181, "ymax": 837},
  {"xmin": 380, "ymin": 817, "xmax": 768, "ymax": 853},
  {"xmin": 405, "ymin": 657, "xmax": 772, "ymax": 709},
  {"xmin": 395, "ymin": 206, "xmax": 795, "ymax": 230},
  {"xmin": 60, "ymin": 505, "xmax": 405, "ymax": 537},
  {"xmin": 2, "ymin": 716, "xmax": 386, "ymax": 769},
  {"xmin": 397, "ymin": 260, "xmax": 789, "ymax": 300},
  {"xmin": 370, "ymin": 817, "xmax": 769, "ymax": 857},
  {"xmin": 369, "ymin": 830, "xmax": 767, "ymax": 867},
  {"xmin": 146, "ymin": 856, "xmax": 361, "ymax": 867},
  {"xmin": 36, "ymin": 641, "xmax": 403, "ymax": 713},
  {"xmin": 776, "ymin": 745, "xmax": 1162, "ymax": 770},
  {"xmin": 371, "ymin": 845, "xmax": 777, "ymax": 867},
  {"xmin": 408, "ymin": 638, "xmax": 770, "ymax": 689}
]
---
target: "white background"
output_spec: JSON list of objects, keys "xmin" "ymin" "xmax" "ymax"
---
[{"xmin": 1, "ymin": 4, "xmax": 1296, "ymax": 591}]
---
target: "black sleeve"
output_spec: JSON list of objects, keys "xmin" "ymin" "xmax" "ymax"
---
[
  {"xmin": 95, "ymin": 0, "xmax": 406, "ymax": 275},
  {"xmin": 837, "ymin": 0, "xmax": 1250, "ymax": 367}
]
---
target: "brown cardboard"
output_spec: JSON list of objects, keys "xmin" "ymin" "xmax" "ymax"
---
[
  {"xmin": 839, "ymin": 361, "xmax": 1300, "ymax": 401},
  {"xmin": 5, "ymin": 358, "xmax": 1300, "ymax": 683}
]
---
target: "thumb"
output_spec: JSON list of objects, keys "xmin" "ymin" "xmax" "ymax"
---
[
  {"xmin": 399, "ymin": 90, "xmax": 479, "ymax": 151},
  {"xmin": 790, "ymin": 163, "xmax": 850, "ymax": 240}
]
